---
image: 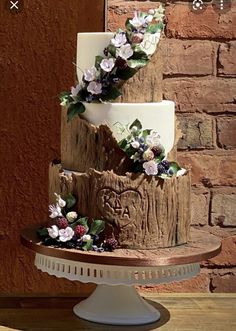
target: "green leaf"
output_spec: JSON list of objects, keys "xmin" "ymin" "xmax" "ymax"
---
[
  {"xmin": 59, "ymin": 91, "xmax": 70, "ymax": 99},
  {"xmin": 107, "ymin": 44, "xmax": 117, "ymax": 57},
  {"xmin": 116, "ymin": 67, "xmax": 137, "ymax": 80},
  {"xmin": 89, "ymin": 219, "xmax": 105, "ymax": 236},
  {"xmin": 37, "ymin": 227, "xmax": 49, "ymax": 238},
  {"xmin": 95, "ymin": 55, "xmax": 104, "ymax": 69},
  {"xmin": 169, "ymin": 162, "xmax": 181, "ymax": 175},
  {"xmin": 146, "ymin": 24, "xmax": 161, "ymax": 34},
  {"xmin": 127, "ymin": 59, "xmax": 148, "ymax": 69},
  {"xmin": 102, "ymin": 86, "xmax": 122, "ymax": 101},
  {"xmin": 129, "ymin": 119, "xmax": 142, "ymax": 131},
  {"xmin": 132, "ymin": 47, "xmax": 149, "ymax": 60},
  {"xmin": 125, "ymin": 18, "xmax": 133, "ymax": 31},
  {"xmin": 118, "ymin": 138, "xmax": 128, "ymax": 149},
  {"xmin": 81, "ymin": 239, "xmax": 93, "ymax": 251},
  {"xmin": 155, "ymin": 152, "xmax": 166, "ymax": 163},
  {"xmin": 67, "ymin": 102, "xmax": 85, "ymax": 122},
  {"xmin": 142, "ymin": 129, "xmax": 151, "ymax": 138},
  {"xmin": 65, "ymin": 193, "xmax": 76, "ymax": 209}
]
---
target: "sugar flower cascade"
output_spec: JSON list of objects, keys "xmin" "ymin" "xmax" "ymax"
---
[
  {"xmin": 60, "ymin": 7, "xmax": 165, "ymax": 121},
  {"xmin": 37, "ymin": 193, "xmax": 118, "ymax": 251}
]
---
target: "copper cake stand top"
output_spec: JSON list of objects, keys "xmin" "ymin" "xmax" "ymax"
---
[{"xmin": 21, "ymin": 226, "xmax": 221, "ymax": 267}]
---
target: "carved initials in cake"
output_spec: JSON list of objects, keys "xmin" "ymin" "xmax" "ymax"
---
[{"xmin": 97, "ymin": 189, "xmax": 142, "ymax": 228}]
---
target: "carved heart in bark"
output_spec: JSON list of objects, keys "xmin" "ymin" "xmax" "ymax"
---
[{"xmin": 97, "ymin": 188, "xmax": 142, "ymax": 228}]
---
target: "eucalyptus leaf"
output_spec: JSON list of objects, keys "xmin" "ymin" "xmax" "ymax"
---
[
  {"xmin": 65, "ymin": 193, "xmax": 76, "ymax": 209},
  {"xmin": 107, "ymin": 44, "xmax": 117, "ymax": 57},
  {"xmin": 89, "ymin": 219, "xmax": 105, "ymax": 236},
  {"xmin": 169, "ymin": 161, "xmax": 181, "ymax": 175},
  {"xmin": 127, "ymin": 59, "xmax": 148, "ymax": 69},
  {"xmin": 102, "ymin": 86, "xmax": 122, "ymax": 101},
  {"xmin": 142, "ymin": 129, "xmax": 151, "ymax": 138},
  {"xmin": 95, "ymin": 55, "xmax": 104, "ymax": 69},
  {"xmin": 118, "ymin": 138, "xmax": 128, "ymax": 149},
  {"xmin": 67, "ymin": 102, "xmax": 85, "ymax": 122},
  {"xmin": 146, "ymin": 24, "xmax": 161, "ymax": 34},
  {"xmin": 81, "ymin": 239, "xmax": 93, "ymax": 251},
  {"xmin": 116, "ymin": 67, "xmax": 137, "ymax": 80},
  {"xmin": 37, "ymin": 227, "xmax": 49, "ymax": 238},
  {"xmin": 129, "ymin": 119, "xmax": 142, "ymax": 131}
]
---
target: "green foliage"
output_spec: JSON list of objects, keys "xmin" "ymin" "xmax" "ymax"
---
[
  {"xmin": 107, "ymin": 44, "xmax": 117, "ymax": 57},
  {"xmin": 102, "ymin": 86, "xmax": 122, "ymax": 101},
  {"xmin": 67, "ymin": 102, "xmax": 85, "ymax": 122},
  {"xmin": 127, "ymin": 59, "xmax": 148, "ymax": 69},
  {"xmin": 65, "ymin": 193, "xmax": 76, "ymax": 209},
  {"xmin": 169, "ymin": 162, "xmax": 181, "ymax": 175},
  {"xmin": 89, "ymin": 220, "xmax": 105, "ymax": 236},
  {"xmin": 129, "ymin": 119, "xmax": 142, "ymax": 131},
  {"xmin": 37, "ymin": 227, "xmax": 49, "ymax": 238},
  {"xmin": 116, "ymin": 67, "xmax": 137, "ymax": 80},
  {"xmin": 81, "ymin": 239, "xmax": 93, "ymax": 251},
  {"xmin": 95, "ymin": 55, "xmax": 104, "ymax": 69}
]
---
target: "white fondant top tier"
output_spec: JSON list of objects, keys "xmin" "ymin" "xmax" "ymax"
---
[{"xmin": 76, "ymin": 33, "xmax": 114, "ymax": 83}]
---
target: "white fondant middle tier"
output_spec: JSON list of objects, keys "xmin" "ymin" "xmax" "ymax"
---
[{"xmin": 81, "ymin": 101, "xmax": 175, "ymax": 154}]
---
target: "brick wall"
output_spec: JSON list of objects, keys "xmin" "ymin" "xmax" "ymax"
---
[{"xmin": 108, "ymin": 0, "xmax": 236, "ymax": 292}]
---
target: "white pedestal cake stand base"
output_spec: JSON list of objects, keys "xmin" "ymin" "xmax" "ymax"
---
[
  {"xmin": 21, "ymin": 227, "xmax": 221, "ymax": 326},
  {"xmin": 35, "ymin": 253, "xmax": 199, "ymax": 325}
]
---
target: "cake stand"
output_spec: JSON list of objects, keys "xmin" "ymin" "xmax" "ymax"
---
[{"xmin": 21, "ymin": 227, "xmax": 221, "ymax": 326}]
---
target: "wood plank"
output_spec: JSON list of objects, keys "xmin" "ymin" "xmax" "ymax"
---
[{"xmin": 0, "ymin": 295, "xmax": 235, "ymax": 331}]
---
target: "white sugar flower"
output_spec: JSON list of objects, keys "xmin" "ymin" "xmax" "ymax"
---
[
  {"xmin": 66, "ymin": 211, "xmax": 78, "ymax": 223},
  {"xmin": 87, "ymin": 81, "xmax": 102, "ymax": 95},
  {"xmin": 146, "ymin": 130, "xmax": 161, "ymax": 147},
  {"xmin": 143, "ymin": 149, "xmax": 155, "ymax": 161},
  {"xmin": 145, "ymin": 15, "xmax": 153, "ymax": 23},
  {"xmin": 70, "ymin": 84, "xmax": 81, "ymax": 98},
  {"xmin": 100, "ymin": 58, "xmax": 115, "ymax": 72},
  {"xmin": 83, "ymin": 66, "xmax": 97, "ymax": 82},
  {"xmin": 148, "ymin": 9, "xmax": 155, "ymax": 15},
  {"xmin": 131, "ymin": 140, "xmax": 140, "ymax": 149},
  {"xmin": 59, "ymin": 227, "xmax": 74, "ymax": 242},
  {"xmin": 49, "ymin": 204, "xmax": 62, "ymax": 218},
  {"xmin": 81, "ymin": 234, "xmax": 92, "ymax": 242},
  {"xmin": 116, "ymin": 44, "xmax": 133, "ymax": 60},
  {"xmin": 143, "ymin": 160, "xmax": 158, "ymax": 176},
  {"xmin": 129, "ymin": 11, "xmax": 146, "ymax": 28},
  {"xmin": 47, "ymin": 225, "xmax": 59, "ymax": 239},
  {"xmin": 176, "ymin": 168, "xmax": 187, "ymax": 177},
  {"xmin": 111, "ymin": 33, "xmax": 127, "ymax": 47},
  {"xmin": 54, "ymin": 193, "xmax": 66, "ymax": 208}
]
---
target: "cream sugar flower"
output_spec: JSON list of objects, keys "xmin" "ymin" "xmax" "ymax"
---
[
  {"xmin": 70, "ymin": 84, "xmax": 81, "ymax": 98},
  {"xmin": 59, "ymin": 227, "xmax": 74, "ymax": 242},
  {"xmin": 100, "ymin": 58, "xmax": 115, "ymax": 72},
  {"xmin": 129, "ymin": 11, "xmax": 146, "ymax": 28},
  {"xmin": 116, "ymin": 44, "xmax": 133, "ymax": 60},
  {"xmin": 143, "ymin": 160, "xmax": 158, "ymax": 176},
  {"xmin": 48, "ymin": 225, "xmax": 59, "ymax": 239},
  {"xmin": 87, "ymin": 81, "xmax": 102, "ymax": 95},
  {"xmin": 49, "ymin": 204, "xmax": 62, "ymax": 218},
  {"xmin": 54, "ymin": 193, "xmax": 66, "ymax": 208},
  {"xmin": 66, "ymin": 211, "xmax": 78, "ymax": 223},
  {"xmin": 111, "ymin": 33, "xmax": 127, "ymax": 47},
  {"xmin": 83, "ymin": 66, "xmax": 98, "ymax": 82},
  {"xmin": 146, "ymin": 130, "xmax": 161, "ymax": 147}
]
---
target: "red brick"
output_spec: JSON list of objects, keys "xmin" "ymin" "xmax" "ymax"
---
[
  {"xmin": 177, "ymin": 114, "xmax": 214, "ymax": 150},
  {"xmin": 191, "ymin": 188, "xmax": 210, "ymax": 226},
  {"xmin": 217, "ymin": 117, "xmax": 236, "ymax": 149},
  {"xmin": 164, "ymin": 78, "xmax": 236, "ymax": 113},
  {"xmin": 211, "ymin": 272, "xmax": 236, "ymax": 293},
  {"xmin": 211, "ymin": 191, "xmax": 236, "ymax": 227},
  {"xmin": 206, "ymin": 236, "xmax": 236, "ymax": 267},
  {"xmin": 178, "ymin": 150, "xmax": 236, "ymax": 186},
  {"xmin": 139, "ymin": 272, "xmax": 210, "ymax": 293},
  {"xmin": 218, "ymin": 42, "xmax": 236, "ymax": 77},
  {"xmin": 163, "ymin": 39, "xmax": 216, "ymax": 76},
  {"xmin": 166, "ymin": 3, "xmax": 236, "ymax": 39}
]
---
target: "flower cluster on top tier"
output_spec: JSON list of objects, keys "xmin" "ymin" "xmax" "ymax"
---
[
  {"xmin": 37, "ymin": 193, "xmax": 118, "ymax": 252},
  {"xmin": 59, "ymin": 6, "xmax": 165, "ymax": 121},
  {"xmin": 118, "ymin": 119, "xmax": 186, "ymax": 178}
]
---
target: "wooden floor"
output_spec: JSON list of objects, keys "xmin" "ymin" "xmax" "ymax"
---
[{"xmin": 0, "ymin": 293, "xmax": 235, "ymax": 331}]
